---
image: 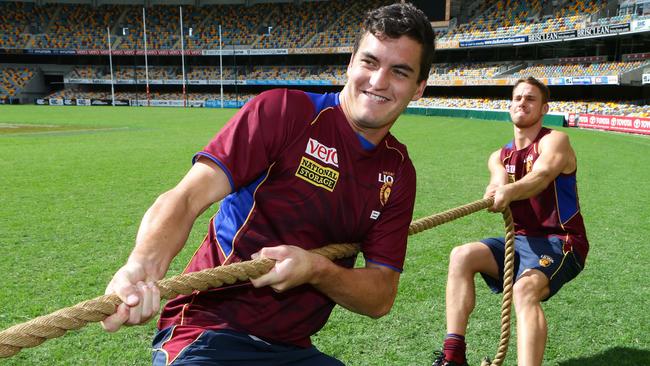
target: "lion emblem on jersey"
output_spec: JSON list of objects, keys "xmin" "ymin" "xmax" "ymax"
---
[
  {"xmin": 380, "ymin": 181, "xmax": 392, "ymax": 206},
  {"xmin": 539, "ymin": 255, "xmax": 554, "ymax": 267},
  {"xmin": 525, "ymin": 154, "xmax": 534, "ymax": 174}
]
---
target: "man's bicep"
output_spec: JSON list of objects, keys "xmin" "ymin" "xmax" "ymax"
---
[
  {"xmin": 175, "ymin": 157, "xmax": 232, "ymax": 215},
  {"xmin": 487, "ymin": 150, "xmax": 507, "ymax": 185},
  {"xmin": 533, "ymin": 132, "xmax": 571, "ymax": 178}
]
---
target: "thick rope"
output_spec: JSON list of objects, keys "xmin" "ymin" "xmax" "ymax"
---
[
  {"xmin": 408, "ymin": 197, "xmax": 494, "ymax": 235},
  {"xmin": 0, "ymin": 243, "xmax": 359, "ymax": 358},
  {"xmin": 0, "ymin": 197, "xmax": 508, "ymax": 359},
  {"xmin": 481, "ymin": 207, "xmax": 515, "ymax": 366}
]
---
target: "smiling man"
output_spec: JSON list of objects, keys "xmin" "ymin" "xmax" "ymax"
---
[
  {"xmin": 432, "ymin": 77, "xmax": 589, "ymax": 366},
  {"xmin": 101, "ymin": 3, "xmax": 434, "ymax": 365}
]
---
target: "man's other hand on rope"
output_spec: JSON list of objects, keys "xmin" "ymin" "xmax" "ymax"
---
[
  {"xmin": 251, "ymin": 244, "xmax": 401, "ymax": 319},
  {"xmin": 101, "ymin": 262, "xmax": 161, "ymax": 332}
]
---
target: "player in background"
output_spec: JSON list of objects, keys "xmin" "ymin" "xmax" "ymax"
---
[{"xmin": 432, "ymin": 77, "xmax": 589, "ymax": 366}]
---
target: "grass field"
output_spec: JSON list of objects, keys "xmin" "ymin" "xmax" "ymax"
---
[{"xmin": 1, "ymin": 105, "xmax": 649, "ymax": 365}]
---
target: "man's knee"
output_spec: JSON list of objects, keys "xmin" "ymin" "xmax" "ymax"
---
[
  {"xmin": 449, "ymin": 242, "xmax": 495, "ymax": 274},
  {"xmin": 449, "ymin": 244, "xmax": 475, "ymax": 269},
  {"xmin": 513, "ymin": 271, "xmax": 549, "ymax": 308}
]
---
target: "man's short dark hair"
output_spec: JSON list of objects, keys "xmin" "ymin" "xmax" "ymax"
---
[
  {"xmin": 514, "ymin": 77, "xmax": 550, "ymax": 104},
  {"xmin": 353, "ymin": 2, "xmax": 435, "ymax": 83}
]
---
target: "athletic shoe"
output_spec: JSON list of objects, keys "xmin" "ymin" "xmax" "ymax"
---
[{"xmin": 432, "ymin": 350, "xmax": 469, "ymax": 366}]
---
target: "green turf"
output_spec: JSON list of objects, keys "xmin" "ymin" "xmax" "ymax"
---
[{"xmin": 1, "ymin": 105, "xmax": 648, "ymax": 365}]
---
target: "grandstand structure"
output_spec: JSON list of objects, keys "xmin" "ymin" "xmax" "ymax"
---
[{"xmin": 1, "ymin": 0, "xmax": 649, "ymax": 131}]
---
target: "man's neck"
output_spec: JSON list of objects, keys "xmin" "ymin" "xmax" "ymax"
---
[
  {"xmin": 339, "ymin": 86, "xmax": 392, "ymax": 146},
  {"xmin": 513, "ymin": 122, "xmax": 543, "ymax": 150}
]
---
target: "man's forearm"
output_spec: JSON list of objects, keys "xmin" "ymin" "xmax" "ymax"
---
[
  {"xmin": 503, "ymin": 169, "xmax": 554, "ymax": 203},
  {"xmin": 129, "ymin": 189, "xmax": 199, "ymax": 279},
  {"xmin": 310, "ymin": 255, "xmax": 399, "ymax": 318}
]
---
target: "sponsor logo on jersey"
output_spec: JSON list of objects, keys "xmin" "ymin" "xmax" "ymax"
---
[
  {"xmin": 305, "ymin": 138, "xmax": 338, "ymax": 167},
  {"xmin": 295, "ymin": 156, "xmax": 339, "ymax": 192},
  {"xmin": 539, "ymin": 254, "xmax": 554, "ymax": 267},
  {"xmin": 505, "ymin": 164, "xmax": 516, "ymax": 183},
  {"xmin": 370, "ymin": 210, "xmax": 380, "ymax": 220},
  {"xmin": 378, "ymin": 172, "xmax": 394, "ymax": 206}
]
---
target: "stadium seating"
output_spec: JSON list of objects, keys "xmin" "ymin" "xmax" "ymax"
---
[
  {"xmin": 0, "ymin": 0, "xmax": 645, "ymax": 50},
  {"xmin": 512, "ymin": 61, "xmax": 645, "ymax": 78},
  {"xmin": 1, "ymin": 0, "xmax": 648, "ymax": 121},
  {"xmin": 305, "ymin": 0, "xmax": 390, "ymax": 48},
  {"xmin": 0, "ymin": 67, "xmax": 34, "ymax": 97},
  {"xmin": 64, "ymin": 64, "xmax": 346, "ymax": 83},
  {"xmin": 32, "ymin": 4, "xmax": 123, "ymax": 49},
  {"xmin": 46, "ymin": 86, "xmax": 256, "ymax": 104},
  {"xmin": 412, "ymin": 97, "xmax": 650, "ymax": 117},
  {"xmin": 429, "ymin": 63, "xmax": 505, "ymax": 79}
]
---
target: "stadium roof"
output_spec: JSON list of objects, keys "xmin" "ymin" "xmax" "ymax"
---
[{"xmin": 2, "ymin": 0, "xmax": 323, "ymax": 5}]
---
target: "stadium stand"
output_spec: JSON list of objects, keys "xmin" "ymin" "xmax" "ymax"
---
[
  {"xmin": 412, "ymin": 97, "xmax": 650, "ymax": 118},
  {"xmin": 0, "ymin": 0, "xmax": 645, "ymax": 50},
  {"xmin": 429, "ymin": 63, "xmax": 506, "ymax": 79},
  {"xmin": 511, "ymin": 60, "xmax": 646, "ymax": 78},
  {"xmin": 46, "ymin": 85, "xmax": 256, "ymax": 104},
  {"xmin": 0, "ymin": 0, "xmax": 648, "ymax": 128},
  {"xmin": 32, "ymin": 4, "xmax": 123, "ymax": 49},
  {"xmin": 0, "ymin": 66, "xmax": 34, "ymax": 98}
]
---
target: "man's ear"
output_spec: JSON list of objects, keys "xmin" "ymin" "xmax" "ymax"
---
[
  {"xmin": 411, "ymin": 79, "xmax": 427, "ymax": 101},
  {"xmin": 542, "ymin": 103, "xmax": 549, "ymax": 115}
]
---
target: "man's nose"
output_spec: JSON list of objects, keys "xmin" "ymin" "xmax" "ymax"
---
[{"xmin": 369, "ymin": 68, "xmax": 390, "ymax": 90}]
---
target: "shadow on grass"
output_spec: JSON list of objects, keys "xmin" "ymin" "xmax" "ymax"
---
[{"xmin": 558, "ymin": 346, "xmax": 650, "ymax": 366}]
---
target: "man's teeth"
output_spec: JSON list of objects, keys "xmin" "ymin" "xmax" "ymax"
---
[{"xmin": 365, "ymin": 92, "xmax": 388, "ymax": 102}]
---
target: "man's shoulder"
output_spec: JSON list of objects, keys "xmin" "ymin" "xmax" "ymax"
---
[
  {"xmin": 248, "ymin": 88, "xmax": 317, "ymax": 119},
  {"xmin": 539, "ymin": 128, "xmax": 571, "ymax": 148},
  {"xmin": 255, "ymin": 88, "xmax": 311, "ymax": 104},
  {"xmin": 384, "ymin": 134, "xmax": 414, "ymax": 167}
]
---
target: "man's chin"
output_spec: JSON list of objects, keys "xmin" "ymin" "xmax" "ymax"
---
[{"xmin": 513, "ymin": 120, "xmax": 539, "ymax": 129}]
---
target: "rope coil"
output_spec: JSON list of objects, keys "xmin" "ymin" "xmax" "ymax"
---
[{"xmin": 0, "ymin": 197, "xmax": 515, "ymax": 362}]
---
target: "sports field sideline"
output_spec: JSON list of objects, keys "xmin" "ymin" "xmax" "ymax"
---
[{"xmin": 1, "ymin": 105, "xmax": 649, "ymax": 365}]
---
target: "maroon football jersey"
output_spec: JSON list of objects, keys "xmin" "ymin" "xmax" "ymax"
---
[
  {"xmin": 158, "ymin": 89, "xmax": 416, "ymax": 348},
  {"xmin": 500, "ymin": 127, "xmax": 589, "ymax": 263}
]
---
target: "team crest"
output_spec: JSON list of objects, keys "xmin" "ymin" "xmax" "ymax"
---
[
  {"xmin": 380, "ymin": 181, "xmax": 392, "ymax": 206},
  {"xmin": 525, "ymin": 154, "xmax": 534, "ymax": 174},
  {"xmin": 378, "ymin": 172, "xmax": 394, "ymax": 206},
  {"xmin": 539, "ymin": 255, "xmax": 554, "ymax": 267}
]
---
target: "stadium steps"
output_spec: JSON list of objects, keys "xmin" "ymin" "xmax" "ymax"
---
[
  {"xmin": 25, "ymin": 33, "xmax": 36, "ymax": 48},
  {"xmin": 170, "ymin": 6, "xmax": 216, "ymax": 50},
  {"xmin": 112, "ymin": 7, "xmax": 130, "ymax": 49},
  {"xmin": 166, "ymin": 7, "xmax": 227, "ymax": 50},
  {"xmin": 302, "ymin": 4, "xmax": 357, "ymax": 48},
  {"xmin": 113, "ymin": 36, "xmax": 124, "ymax": 49},
  {"xmin": 302, "ymin": 30, "xmax": 323, "ymax": 49},
  {"xmin": 43, "ymin": 6, "xmax": 61, "ymax": 35},
  {"xmin": 619, "ymin": 60, "xmax": 650, "ymax": 85},
  {"xmin": 494, "ymin": 63, "xmax": 526, "ymax": 77},
  {"xmin": 249, "ymin": 7, "xmax": 280, "ymax": 49}
]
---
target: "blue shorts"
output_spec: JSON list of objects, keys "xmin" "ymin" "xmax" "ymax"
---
[
  {"xmin": 480, "ymin": 235, "xmax": 583, "ymax": 301},
  {"xmin": 152, "ymin": 326, "xmax": 344, "ymax": 366}
]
